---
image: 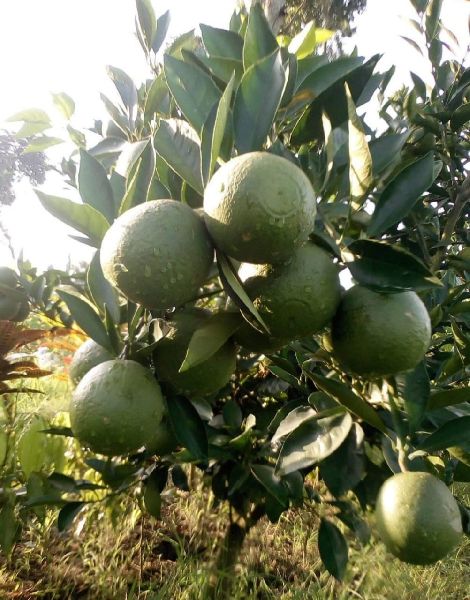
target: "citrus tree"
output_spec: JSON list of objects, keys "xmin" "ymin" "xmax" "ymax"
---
[{"xmin": 1, "ymin": 0, "xmax": 469, "ymax": 594}]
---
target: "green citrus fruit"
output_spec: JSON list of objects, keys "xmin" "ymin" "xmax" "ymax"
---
[
  {"xmin": 154, "ymin": 308, "xmax": 236, "ymax": 397},
  {"xmin": 331, "ymin": 286, "xmax": 431, "ymax": 376},
  {"xmin": 69, "ymin": 339, "xmax": 114, "ymax": 385},
  {"xmin": 70, "ymin": 359, "xmax": 164, "ymax": 456},
  {"xmin": 375, "ymin": 471, "xmax": 463, "ymax": 564},
  {"xmin": 203, "ymin": 152, "xmax": 316, "ymax": 264},
  {"xmin": 146, "ymin": 418, "xmax": 178, "ymax": 455},
  {"xmin": 0, "ymin": 267, "xmax": 18, "ymax": 287},
  {"xmin": 241, "ymin": 243, "xmax": 341, "ymax": 340},
  {"xmin": 11, "ymin": 300, "xmax": 30, "ymax": 322},
  {"xmin": 100, "ymin": 200, "xmax": 214, "ymax": 310},
  {"xmin": 0, "ymin": 295, "xmax": 21, "ymax": 320}
]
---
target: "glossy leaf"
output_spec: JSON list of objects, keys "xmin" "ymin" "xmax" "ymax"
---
[
  {"xmin": 107, "ymin": 66, "xmax": 138, "ymax": 130},
  {"xmin": 243, "ymin": 2, "xmax": 278, "ymax": 70},
  {"xmin": 272, "ymin": 406, "xmax": 317, "ymax": 446},
  {"xmin": 200, "ymin": 24, "xmax": 243, "ymax": 60},
  {"xmin": 35, "ymin": 191, "xmax": 109, "ymax": 247},
  {"xmin": 78, "ymin": 149, "xmax": 115, "ymax": 222},
  {"xmin": 233, "ymin": 49, "xmax": 286, "ymax": 153},
  {"xmin": 276, "ymin": 412, "xmax": 352, "ymax": 476},
  {"xmin": 428, "ymin": 388, "xmax": 470, "ymax": 410},
  {"xmin": 166, "ymin": 395, "xmax": 208, "ymax": 461},
  {"xmin": 164, "ymin": 55, "xmax": 220, "ymax": 133},
  {"xmin": 23, "ymin": 136, "xmax": 64, "ymax": 153},
  {"xmin": 418, "ymin": 416, "xmax": 470, "ymax": 451},
  {"xmin": 51, "ymin": 92, "xmax": 75, "ymax": 119},
  {"xmin": 346, "ymin": 239, "xmax": 442, "ymax": 291},
  {"xmin": 119, "ymin": 141, "xmax": 156, "ymax": 214},
  {"xmin": 367, "ymin": 152, "xmax": 435, "ymax": 236},
  {"xmin": 346, "ymin": 83, "xmax": 372, "ymax": 209},
  {"xmin": 17, "ymin": 417, "xmax": 49, "ymax": 477},
  {"xmin": 450, "ymin": 103, "xmax": 470, "ymax": 130},
  {"xmin": 370, "ymin": 132, "xmax": 410, "ymax": 175},
  {"xmin": 180, "ymin": 312, "xmax": 240, "ymax": 373},
  {"xmin": 7, "ymin": 108, "xmax": 50, "ymax": 124},
  {"xmin": 153, "ymin": 119, "xmax": 203, "ymax": 194},
  {"xmin": 201, "ymin": 73, "xmax": 236, "ymax": 185},
  {"xmin": 216, "ymin": 251, "xmax": 269, "ymax": 332},
  {"xmin": 152, "ymin": 9, "xmax": 170, "ymax": 53},
  {"xmin": 57, "ymin": 289, "xmax": 112, "ymax": 352},
  {"xmin": 320, "ymin": 423, "xmax": 365, "ymax": 497},
  {"xmin": 0, "ymin": 505, "xmax": 21, "ymax": 555},
  {"xmin": 289, "ymin": 21, "xmax": 334, "ymax": 59},
  {"xmin": 135, "ymin": 0, "xmax": 156, "ymax": 51},
  {"xmin": 251, "ymin": 464, "xmax": 288, "ymax": 506},
  {"xmin": 144, "ymin": 73, "xmax": 170, "ymax": 123},
  {"xmin": 318, "ymin": 518, "xmax": 349, "ymax": 580},
  {"xmin": 115, "ymin": 140, "xmax": 148, "ymax": 177},
  {"xmin": 395, "ymin": 361, "xmax": 430, "ymax": 432},
  {"xmin": 58, "ymin": 502, "xmax": 85, "ymax": 532},
  {"xmin": 87, "ymin": 251, "xmax": 121, "ymax": 325},
  {"xmin": 307, "ymin": 372, "xmax": 388, "ymax": 435}
]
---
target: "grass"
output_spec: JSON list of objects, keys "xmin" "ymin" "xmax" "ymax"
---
[
  {"xmin": 1, "ymin": 482, "xmax": 468, "ymax": 599},
  {"xmin": 1, "ymin": 371, "xmax": 469, "ymax": 599}
]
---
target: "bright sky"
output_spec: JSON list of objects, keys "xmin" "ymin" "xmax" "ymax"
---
[{"xmin": 0, "ymin": 0, "xmax": 468, "ymax": 271}]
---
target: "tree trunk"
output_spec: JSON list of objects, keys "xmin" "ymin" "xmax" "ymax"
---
[{"xmin": 207, "ymin": 522, "xmax": 247, "ymax": 599}]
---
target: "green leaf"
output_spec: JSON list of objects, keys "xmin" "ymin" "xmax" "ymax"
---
[
  {"xmin": 345, "ymin": 240, "xmax": 442, "ymax": 292},
  {"xmin": 144, "ymin": 73, "xmax": 171, "ymax": 123},
  {"xmin": 136, "ymin": 0, "xmax": 156, "ymax": 51},
  {"xmin": 52, "ymin": 92, "xmax": 75, "ymax": 119},
  {"xmin": 119, "ymin": 141, "xmax": 155, "ymax": 214},
  {"xmin": 251, "ymin": 464, "xmax": 288, "ymax": 506},
  {"xmin": 370, "ymin": 132, "xmax": 410, "ymax": 175},
  {"xmin": 17, "ymin": 416, "xmax": 49, "ymax": 477},
  {"xmin": 106, "ymin": 66, "xmax": 138, "ymax": 129},
  {"xmin": 288, "ymin": 21, "xmax": 334, "ymax": 59},
  {"xmin": 23, "ymin": 136, "xmax": 64, "ymax": 153},
  {"xmin": 144, "ymin": 473, "xmax": 162, "ymax": 518},
  {"xmin": 179, "ymin": 312, "xmax": 240, "ymax": 373},
  {"xmin": 216, "ymin": 251, "xmax": 269, "ymax": 333},
  {"xmin": 115, "ymin": 140, "xmax": 148, "ymax": 177},
  {"xmin": 367, "ymin": 152, "xmax": 435, "ymax": 236},
  {"xmin": 7, "ymin": 108, "xmax": 50, "ymax": 123},
  {"xmin": 78, "ymin": 149, "xmax": 115, "ymax": 222},
  {"xmin": 272, "ymin": 406, "xmax": 317, "ymax": 445},
  {"xmin": 153, "ymin": 119, "xmax": 203, "ymax": 195},
  {"xmin": 318, "ymin": 518, "xmax": 349, "ymax": 580},
  {"xmin": 201, "ymin": 73, "xmax": 236, "ymax": 185},
  {"xmin": 418, "ymin": 416, "xmax": 470, "ymax": 451},
  {"xmin": 58, "ymin": 502, "xmax": 85, "ymax": 532},
  {"xmin": 166, "ymin": 29, "xmax": 198, "ymax": 59},
  {"xmin": 450, "ymin": 103, "xmax": 470, "ymax": 130},
  {"xmin": 243, "ymin": 2, "xmax": 278, "ymax": 70},
  {"xmin": 0, "ymin": 505, "xmax": 21, "ymax": 556},
  {"xmin": 100, "ymin": 93, "xmax": 129, "ymax": 133},
  {"xmin": 276, "ymin": 412, "xmax": 352, "ymax": 476},
  {"xmin": 87, "ymin": 251, "xmax": 121, "ymax": 325},
  {"xmin": 88, "ymin": 137, "xmax": 127, "ymax": 158},
  {"xmin": 428, "ymin": 388, "xmax": 470, "ymax": 410},
  {"xmin": 35, "ymin": 191, "xmax": 109, "ymax": 247},
  {"xmin": 57, "ymin": 289, "xmax": 113, "ymax": 352},
  {"xmin": 425, "ymin": 0, "xmax": 442, "ymax": 40},
  {"xmin": 164, "ymin": 55, "xmax": 221, "ymax": 134},
  {"xmin": 320, "ymin": 423, "xmax": 365, "ymax": 497},
  {"xmin": 346, "ymin": 83, "xmax": 372, "ymax": 209},
  {"xmin": 152, "ymin": 9, "xmax": 170, "ymax": 53},
  {"xmin": 233, "ymin": 49, "xmax": 286, "ymax": 153},
  {"xmin": 307, "ymin": 373, "xmax": 388, "ymax": 435},
  {"xmin": 14, "ymin": 121, "xmax": 50, "ymax": 138},
  {"xmin": 166, "ymin": 395, "xmax": 208, "ymax": 461},
  {"xmin": 110, "ymin": 171, "xmax": 126, "ymax": 212},
  {"xmin": 395, "ymin": 361, "xmax": 430, "ymax": 432},
  {"xmin": 200, "ymin": 24, "xmax": 243, "ymax": 60}
]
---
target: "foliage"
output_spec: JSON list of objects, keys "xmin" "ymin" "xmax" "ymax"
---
[
  {"xmin": 1, "ymin": 0, "xmax": 469, "ymax": 591},
  {"xmin": 0, "ymin": 131, "xmax": 46, "ymax": 206}
]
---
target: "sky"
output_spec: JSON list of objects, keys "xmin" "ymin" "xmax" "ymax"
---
[{"xmin": 0, "ymin": 0, "xmax": 468, "ymax": 270}]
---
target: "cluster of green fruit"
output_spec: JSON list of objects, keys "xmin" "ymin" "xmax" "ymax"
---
[
  {"xmin": 0, "ymin": 267, "xmax": 30, "ymax": 322},
  {"xmin": 67, "ymin": 151, "xmax": 462, "ymax": 565}
]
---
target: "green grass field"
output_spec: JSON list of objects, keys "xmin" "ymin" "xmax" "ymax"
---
[{"xmin": 1, "ymin": 374, "xmax": 469, "ymax": 599}]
